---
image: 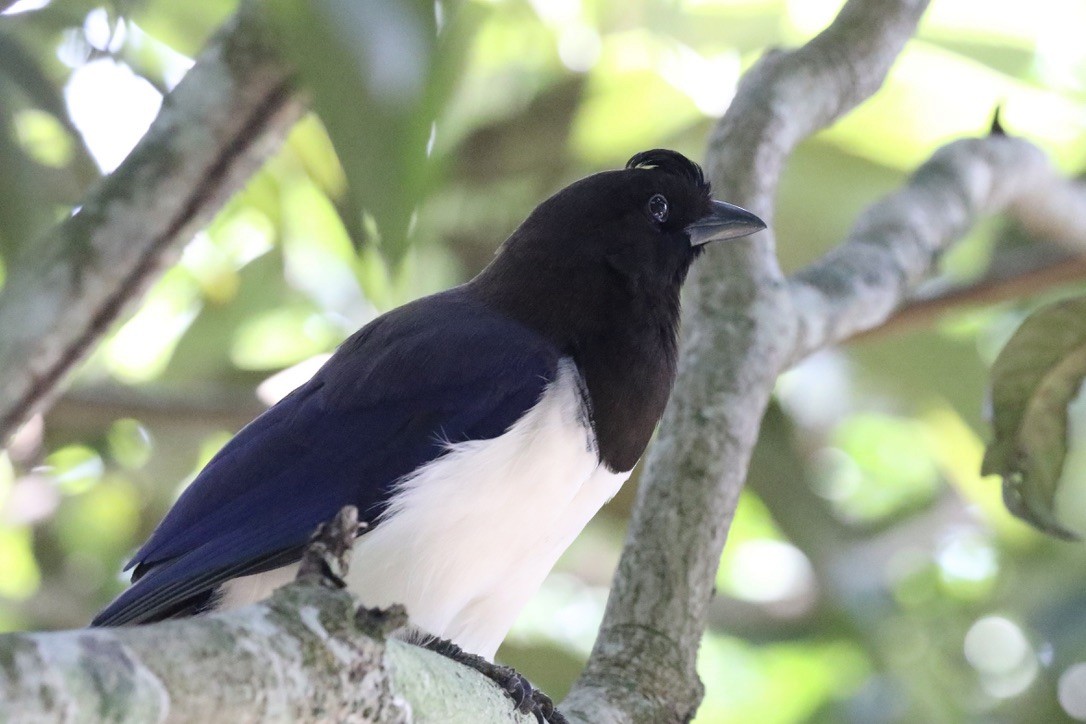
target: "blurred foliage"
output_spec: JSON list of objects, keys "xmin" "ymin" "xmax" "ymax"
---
[{"xmin": 1, "ymin": 0, "xmax": 1086, "ymax": 721}]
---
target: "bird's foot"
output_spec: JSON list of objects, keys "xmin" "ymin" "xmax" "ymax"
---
[
  {"xmin": 355, "ymin": 603, "xmax": 409, "ymax": 641},
  {"xmin": 296, "ymin": 506, "xmax": 367, "ymax": 588},
  {"xmin": 420, "ymin": 637, "xmax": 567, "ymax": 723}
]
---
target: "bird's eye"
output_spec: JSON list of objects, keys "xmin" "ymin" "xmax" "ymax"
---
[{"xmin": 647, "ymin": 194, "xmax": 669, "ymax": 224}]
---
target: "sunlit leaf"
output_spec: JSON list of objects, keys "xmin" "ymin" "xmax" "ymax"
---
[
  {"xmin": 572, "ymin": 32, "xmax": 705, "ymax": 163},
  {"xmin": 0, "ymin": 526, "xmax": 40, "ymax": 599},
  {"xmin": 826, "ymin": 414, "xmax": 941, "ymax": 523},
  {"xmin": 107, "ymin": 418, "xmax": 153, "ymax": 470},
  {"xmin": 230, "ymin": 305, "xmax": 341, "ymax": 371},
  {"xmin": 662, "ymin": 0, "xmax": 789, "ymax": 55},
  {"xmin": 179, "ymin": 233, "xmax": 241, "ymax": 305},
  {"xmin": 45, "ymin": 444, "xmax": 104, "ymax": 495},
  {"xmin": 285, "ymin": 114, "xmax": 348, "ymax": 200},
  {"xmin": 439, "ymin": 1, "xmax": 559, "ymax": 146},
  {"xmin": 54, "ymin": 478, "xmax": 140, "ymax": 558},
  {"xmin": 103, "ymin": 268, "xmax": 203, "ymax": 384},
  {"xmin": 161, "ymin": 250, "xmax": 288, "ymax": 382},
  {"xmin": 696, "ymin": 635, "xmax": 868, "ymax": 724},
  {"xmin": 125, "ymin": 0, "xmax": 237, "ymax": 57},
  {"xmin": 12, "ymin": 107, "xmax": 71, "ymax": 166},
  {"xmin": 983, "ymin": 295, "xmax": 1086, "ymax": 539}
]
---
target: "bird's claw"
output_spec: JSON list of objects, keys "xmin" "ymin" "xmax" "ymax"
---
[
  {"xmin": 531, "ymin": 687, "xmax": 565, "ymax": 724},
  {"xmin": 487, "ymin": 665, "xmax": 566, "ymax": 723},
  {"xmin": 420, "ymin": 637, "xmax": 567, "ymax": 722},
  {"xmin": 494, "ymin": 666, "xmax": 534, "ymax": 712},
  {"xmin": 492, "ymin": 665, "xmax": 566, "ymax": 723},
  {"xmin": 296, "ymin": 506, "xmax": 363, "ymax": 588}
]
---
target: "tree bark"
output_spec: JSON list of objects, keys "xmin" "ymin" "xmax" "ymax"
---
[
  {"xmin": 789, "ymin": 136, "xmax": 1086, "ymax": 361},
  {"xmin": 563, "ymin": 1, "xmax": 932, "ymax": 721},
  {"xmin": 0, "ymin": 3, "xmax": 304, "ymax": 440},
  {"xmin": 0, "ymin": 583, "xmax": 535, "ymax": 724}
]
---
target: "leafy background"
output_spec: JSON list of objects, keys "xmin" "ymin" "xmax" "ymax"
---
[{"xmin": 2, "ymin": 0, "xmax": 1086, "ymax": 721}]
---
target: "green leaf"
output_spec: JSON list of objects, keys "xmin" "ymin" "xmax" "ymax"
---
[
  {"xmin": 983, "ymin": 296, "xmax": 1086, "ymax": 540},
  {"xmin": 265, "ymin": 0, "xmax": 479, "ymax": 264},
  {"xmin": 127, "ymin": 0, "xmax": 238, "ymax": 57}
]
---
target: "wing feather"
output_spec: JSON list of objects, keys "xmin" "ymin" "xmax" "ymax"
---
[{"xmin": 93, "ymin": 290, "xmax": 559, "ymax": 626}]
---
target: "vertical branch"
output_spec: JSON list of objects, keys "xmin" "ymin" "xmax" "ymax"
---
[{"xmin": 563, "ymin": 1, "xmax": 931, "ymax": 721}]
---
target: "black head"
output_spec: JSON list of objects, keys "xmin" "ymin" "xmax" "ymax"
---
[
  {"xmin": 475, "ymin": 149, "xmax": 764, "ymax": 324},
  {"xmin": 470, "ymin": 149, "xmax": 765, "ymax": 472}
]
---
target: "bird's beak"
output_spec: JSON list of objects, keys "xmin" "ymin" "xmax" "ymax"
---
[{"xmin": 685, "ymin": 200, "xmax": 766, "ymax": 247}]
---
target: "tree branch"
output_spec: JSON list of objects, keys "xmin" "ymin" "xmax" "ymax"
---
[
  {"xmin": 0, "ymin": 583, "xmax": 541, "ymax": 723},
  {"xmin": 563, "ymin": 1, "xmax": 931, "ymax": 721},
  {"xmin": 0, "ymin": 508, "xmax": 535, "ymax": 722},
  {"xmin": 788, "ymin": 136, "xmax": 1086, "ymax": 360},
  {"xmin": 50, "ymin": 383, "xmax": 264, "ymax": 430},
  {"xmin": 0, "ymin": 3, "xmax": 304, "ymax": 441},
  {"xmin": 855, "ymin": 249, "xmax": 1086, "ymax": 341}
]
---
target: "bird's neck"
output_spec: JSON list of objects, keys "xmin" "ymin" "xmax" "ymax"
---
[{"xmin": 469, "ymin": 251, "xmax": 684, "ymax": 472}]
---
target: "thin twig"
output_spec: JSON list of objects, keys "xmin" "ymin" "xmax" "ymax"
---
[
  {"xmin": 50, "ymin": 384, "xmax": 264, "ymax": 429},
  {"xmin": 855, "ymin": 252, "xmax": 1086, "ymax": 341}
]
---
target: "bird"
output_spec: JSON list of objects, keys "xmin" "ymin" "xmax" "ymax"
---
[{"xmin": 92, "ymin": 148, "xmax": 764, "ymax": 714}]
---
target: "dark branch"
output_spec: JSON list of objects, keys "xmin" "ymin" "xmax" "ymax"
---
[{"xmin": 855, "ymin": 250, "xmax": 1086, "ymax": 341}]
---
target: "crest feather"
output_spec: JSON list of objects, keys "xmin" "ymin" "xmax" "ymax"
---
[{"xmin": 626, "ymin": 149, "xmax": 709, "ymax": 193}]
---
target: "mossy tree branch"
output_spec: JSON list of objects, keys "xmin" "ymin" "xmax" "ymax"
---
[{"xmin": 0, "ymin": 3, "xmax": 304, "ymax": 440}]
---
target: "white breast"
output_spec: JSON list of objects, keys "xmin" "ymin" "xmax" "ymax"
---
[{"xmin": 219, "ymin": 359, "xmax": 629, "ymax": 660}]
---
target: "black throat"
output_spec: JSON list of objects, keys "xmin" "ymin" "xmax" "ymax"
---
[{"xmin": 468, "ymin": 236, "xmax": 691, "ymax": 473}]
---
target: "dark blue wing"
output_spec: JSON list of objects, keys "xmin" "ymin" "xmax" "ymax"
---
[{"xmin": 92, "ymin": 289, "xmax": 559, "ymax": 626}]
